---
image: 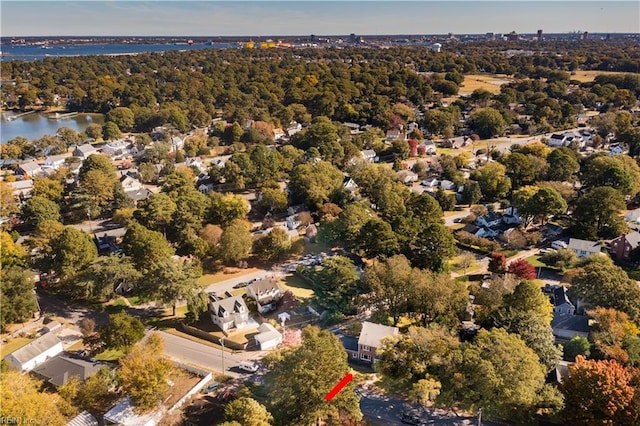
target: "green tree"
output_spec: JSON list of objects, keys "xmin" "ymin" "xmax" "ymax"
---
[
  {"xmin": 265, "ymin": 326, "xmax": 362, "ymax": 425},
  {"xmin": 335, "ymin": 202, "xmax": 372, "ymax": 247},
  {"xmin": 219, "ymin": 219, "xmax": 253, "ymax": 264},
  {"xmin": 254, "ymin": 227, "xmax": 292, "ymax": 262},
  {"xmin": 142, "ymin": 259, "xmax": 200, "ymax": 316},
  {"xmin": 363, "ymin": 254, "xmax": 415, "ymax": 325},
  {"xmin": 122, "ymin": 223, "xmax": 175, "ymax": 270},
  {"xmin": 100, "ymin": 312, "xmax": 145, "ymax": 351},
  {"xmin": 102, "ymin": 121, "xmax": 122, "ymax": 141},
  {"xmin": 434, "ymin": 188, "xmax": 456, "ymax": 212},
  {"xmin": 573, "ymin": 186, "xmax": 626, "ymax": 239},
  {"xmin": 288, "ymin": 161, "xmax": 344, "ymax": 209},
  {"xmin": 309, "ymin": 256, "xmax": 359, "ymax": 314},
  {"xmin": 0, "ymin": 267, "xmax": 38, "ymax": 331},
  {"xmin": 471, "ymin": 162, "xmax": 511, "ymax": 201},
  {"xmin": 208, "ymin": 192, "xmax": 250, "ymax": 227},
  {"xmin": 356, "ymin": 219, "xmax": 400, "ymax": 260},
  {"xmin": 259, "ymin": 186, "xmax": 289, "ymax": 213},
  {"xmin": 441, "ymin": 328, "xmax": 552, "ymax": 422},
  {"xmin": 85, "ymin": 123, "xmax": 103, "ymax": 140},
  {"xmin": 0, "ymin": 181, "xmax": 19, "ymax": 217},
  {"xmin": 21, "ymin": 195, "xmax": 61, "ymax": 227},
  {"xmin": 73, "ymin": 255, "xmax": 141, "ymax": 301},
  {"xmin": 52, "ymin": 227, "xmax": 98, "ymax": 277},
  {"xmin": 407, "ymin": 223, "xmax": 457, "ymax": 272},
  {"xmin": 470, "ymin": 107, "xmax": 507, "ymax": 139},
  {"xmin": 134, "ymin": 193, "xmax": 177, "ymax": 235},
  {"xmin": 546, "ymin": 148, "xmax": 580, "ymax": 182},
  {"xmin": 224, "ymin": 397, "xmax": 273, "ymax": 426},
  {"xmin": 0, "ymin": 232, "xmax": 26, "ymax": 268},
  {"xmin": 106, "ymin": 106, "xmax": 135, "ymax": 132},
  {"xmin": 32, "ymin": 177, "xmax": 65, "ymax": 203},
  {"xmin": 117, "ymin": 334, "xmax": 173, "ymax": 413},
  {"xmin": 460, "ymin": 180, "xmax": 482, "ymax": 206},
  {"xmin": 570, "ymin": 256, "xmax": 640, "ymax": 322},
  {"xmin": 28, "ymin": 219, "xmax": 64, "ymax": 273},
  {"xmin": 296, "ymin": 116, "xmax": 344, "ymax": 165},
  {"xmin": 563, "ymin": 336, "xmax": 591, "ymax": 362}
]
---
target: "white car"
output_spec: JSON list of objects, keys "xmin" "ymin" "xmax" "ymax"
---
[{"xmin": 238, "ymin": 360, "xmax": 259, "ymax": 373}]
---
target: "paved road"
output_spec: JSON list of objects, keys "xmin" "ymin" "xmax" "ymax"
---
[
  {"xmin": 158, "ymin": 331, "xmax": 263, "ymax": 378},
  {"xmin": 359, "ymin": 388, "xmax": 500, "ymax": 426}
]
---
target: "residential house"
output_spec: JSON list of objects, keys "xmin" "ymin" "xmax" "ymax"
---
[
  {"xmin": 120, "ymin": 175, "xmax": 144, "ymax": 192},
  {"xmin": 344, "ymin": 321, "xmax": 399, "ymax": 364},
  {"xmin": 103, "ymin": 397, "xmax": 163, "ymax": 426},
  {"xmin": 342, "ymin": 122, "xmax": 361, "ymax": 135},
  {"xmin": 541, "ymin": 223, "xmax": 564, "ymax": 239},
  {"xmin": 419, "ymin": 140, "xmax": 437, "ymax": 155},
  {"xmin": 43, "ymin": 153, "xmax": 71, "ymax": 170},
  {"xmin": 4, "ymin": 332, "xmax": 64, "ymax": 372},
  {"xmin": 475, "ymin": 212, "xmax": 503, "ymax": 228},
  {"xmin": 208, "ymin": 295, "xmax": 250, "ymax": 332},
  {"xmin": 8, "ymin": 179, "xmax": 34, "ymax": 201},
  {"xmin": 124, "ymin": 187, "xmax": 153, "ymax": 205},
  {"xmin": 547, "ymin": 134, "xmax": 571, "ymax": 147},
  {"xmin": 385, "ymin": 128, "xmax": 404, "ymax": 143},
  {"xmin": 610, "ymin": 232, "xmax": 640, "ymax": 262},
  {"xmin": 407, "ymin": 121, "xmax": 419, "ymax": 134},
  {"xmin": 287, "ymin": 204, "xmax": 307, "ymax": 216},
  {"xmin": 568, "ymin": 238, "xmax": 601, "ymax": 258},
  {"xmin": 305, "ymin": 224, "xmax": 318, "ymax": 242},
  {"xmin": 551, "ymin": 313, "xmax": 589, "ymax": 340},
  {"xmin": 15, "ymin": 161, "xmax": 44, "ymax": 178},
  {"xmin": 502, "ymin": 206, "xmax": 521, "ymax": 225},
  {"xmin": 360, "ymin": 149, "xmax": 378, "ymax": 163},
  {"xmin": 342, "ymin": 176, "xmax": 358, "ymax": 192},
  {"xmin": 397, "ymin": 170, "xmax": 418, "ymax": 185},
  {"xmin": 67, "ymin": 411, "xmax": 99, "ymax": 426},
  {"xmin": 609, "ymin": 144, "xmax": 624, "ymax": 155},
  {"xmin": 625, "ymin": 208, "xmax": 640, "ymax": 225},
  {"xmin": 170, "ymin": 136, "xmax": 184, "ymax": 152},
  {"xmin": 272, "ymin": 128, "xmax": 286, "ymax": 140},
  {"xmin": 440, "ymin": 179, "xmax": 456, "ymax": 190},
  {"xmin": 552, "ymin": 286, "xmax": 575, "ymax": 315},
  {"xmin": 102, "ymin": 139, "xmax": 131, "ymax": 159},
  {"xmin": 285, "ymin": 122, "xmax": 302, "ymax": 137},
  {"xmin": 285, "ymin": 215, "xmax": 301, "ymax": 230},
  {"xmin": 254, "ymin": 323, "xmax": 283, "ymax": 350},
  {"xmin": 421, "ymin": 178, "xmax": 439, "ymax": 188},
  {"xmin": 31, "ymin": 355, "xmax": 104, "ymax": 387},
  {"xmin": 246, "ymin": 278, "xmax": 283, "ymax": 314},
  {"xmin": 72, "ymin": 144, "xmax": 98, "ymax": 159}
]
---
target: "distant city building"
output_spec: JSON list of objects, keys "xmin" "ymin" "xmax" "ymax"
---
[
  {"xmin": 432, "ymin": 43, "xmax": 442, "ymax": 52},
  {"xmin": 537, "ymin": 29, "xmax": 543, "ymax": 42}
]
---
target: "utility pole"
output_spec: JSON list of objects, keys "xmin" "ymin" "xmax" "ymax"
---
[
  {"xmin": 220, "ymin": 336, "xmax": 226, "ymax": 373},
  {"xmin": 477, "ymin": 408, "xmax": 482, "ymax": 426}
]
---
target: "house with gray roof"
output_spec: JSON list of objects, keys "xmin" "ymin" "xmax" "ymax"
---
[
  {"xmin": 15, "ymin": 161, "xmax": 44, "ymax": 178},
  {"xmin": 4, "ymin": 332, "xmax": 63, "ymax": 372},
  {"xmin": 72, "ymin": 143, "xmax": 98, "ymax": 159},
  {"xmin": 246, "ymin": 278, "xmax": 283, "ymax": 314},
  {"xmin": 552, "ymin": 313, "xmax": 589, "ymax": 340},
  {"xmin": 209, "ymin": 295, "xmax": 250, "ymax": 332},
  {"xmin": 254, "ymin": 323, "xmax": 282, "ymax": 350},
  {"xmin": 552, "ymin": 286, "xmax": 575, "ymax": 315},
  {"xmin": 610, "ymin": 232, "xmax": 640, "ymax": 262},
  {"xmin": 353, "ymin": 321, "xmax": 399, "ymax": 364},
  {"xmin": 568, "ymin": 238, "xmax": 601, "ymax": 258},
  {"xmin": 31, "ymin": 355, "xmax": 104, "ymax": 387}
]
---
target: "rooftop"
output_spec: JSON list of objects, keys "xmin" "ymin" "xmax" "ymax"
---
[{"xmin": 358, "ymin": 321, "xmax": 399, "ymax": 349}]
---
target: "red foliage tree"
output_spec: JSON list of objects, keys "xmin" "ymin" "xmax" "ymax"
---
[
  {"xmin": 507, "ymin": 258, "xmax": 537, "ymax": 280},
  {"xmin": 417, "ymin": 145, "xmax": 426, "ymax": 156},
  {"xmin": 408, "ymin": 139, "xmax": 418, "ymax": 157},
  {"xmin": 488, "ymin": 252, "xmax": 507, "ymax": 274},
  {"xmin": 561, "ymin": 356, "xmax": 639, "ymax": 425}
]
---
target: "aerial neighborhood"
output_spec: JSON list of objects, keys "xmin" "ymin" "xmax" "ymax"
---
[{"xmin": 1, "ymin": 28, "xmax": 640, "ymax": 426}]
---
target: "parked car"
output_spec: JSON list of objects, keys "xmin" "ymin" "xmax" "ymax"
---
[
  {"xmin": 238, "ymin": 360, "xmax": 259, "ymax": 373},
  {"xmin": 400, "ymin": 411, "xmax": 422, "ymax": 425},
  {"xmin": 202, "ymin": 382, "xmax": 219, "ymax": 394},
  {"xmin": 233, "ymin": 282, "xmax": 249, "ymax": 289}
]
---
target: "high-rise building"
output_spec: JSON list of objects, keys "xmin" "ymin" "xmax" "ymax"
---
[{"xmin": 537, "ymin": 29, "xmax": 543, "ymax": 42}]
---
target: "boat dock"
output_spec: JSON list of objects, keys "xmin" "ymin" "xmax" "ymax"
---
[
  {"xmin": 5, "ymin": 110, "xmax": 36, "ymax": 121},
  {"xmin": 48, "ymin": 111, "xmax": 78, "ymax": 120}
]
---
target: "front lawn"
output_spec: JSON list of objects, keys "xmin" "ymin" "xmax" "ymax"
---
[
  {"xmin": 197, "ymin": 268, "xmax": 261, "ymax": 287},
  {"xmin": 0, "ymin": 337, "xmax": 32, "ymax": 358},
  {"xmin": 94, "ymin": 348, "xmax": 124, "ymax": 361},
  {"xmin": 279, "ymin": 274, "xmax": 314, "ymax": 299}
]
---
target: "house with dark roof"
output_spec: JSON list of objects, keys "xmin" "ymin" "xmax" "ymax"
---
[
  {"xmin": 344, "ymin": 321, "xmax": 399, "ymax": 364},
  {"xmin": 31, "ymin": 355, "xmax": 104, "ymax": 387},
  {"xmin": 208, "ymin": 295, "xmax": 250, "ymax": 331},
  {"xmin": 610, "ymin": 232, "xmax": 640, "ymax": 262},
  {"xmin": 246, "ymin": 278, "xmax": 283, "ymax": 314},
  {"xmin": 4, "ymin": 332, "xmax": 63, "ymax": 372},
  {"xmin": 551, "ymin": 313, "xmax": 589, "ymax": 340},
  {"xmin": 568, "ymin": 238, "xmax": 601, "ymax": 258},
  {"xmin": 552, "ymin": 286, "xmax": 575, "ymax": 315}
]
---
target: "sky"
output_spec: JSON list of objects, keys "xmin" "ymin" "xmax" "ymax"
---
[{"xmin": 2, "ymin": 1, "xmax": 639, "ymax": 37}]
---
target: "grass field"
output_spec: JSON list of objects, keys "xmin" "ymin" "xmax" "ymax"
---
[
  {"xmin": 569, "ymin": 70, "xmax": 630, "ymax": 83},
  {"xmin": 197, "ymin": 268, "xmax": 260, "ymax": 287},
  {"xmin": 279, "ymin": 274, "xmax": 314, "ymax": 299},
  {"xmin": 458, "ymin": 74, "xmax": 513, "ymax": 95},
  {"xmin": 95, "ymin": 348, "xmax": 124, "ymax": 361}
]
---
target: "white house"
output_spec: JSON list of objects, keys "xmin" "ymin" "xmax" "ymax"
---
[
  {"xmin": 286, "ymin": 122, "xmax": 303, "ymax": 137},
  {"xmin": 119, "ymin": 175, "xmax": 144, "ymax": 192},
  {"xmin": 103, "ymin": 397, "xmax": 163, "ymax": 426},
  {"xmin": 273, "ymin": 128, "xmax": 286, "ymax": 140},
  {"xmin": 254, "ymin": 323, "xmax": 282, "ymax": 350},
  {"xmin": 475, "ymin": 212, "xmax": 503, "ymax": 228},
  {"xmin": 360, "ymin": 149, "xmax": 378, "ymax": 163},
  {"xmin": 502, "ymin": 206, "xmax": 521, "ymax": 225},
  {"xmin": 209, "ymin": 295, "xmax": 250, "ymax": 332},
  {"xmin": 8, "ymin": 179, "xmax": 34, "ymax": 200},
  {"xmin": 72, "ymin": 144, "xmax": 98, "ymax": 159},
  {"xmin": 102, "ymin": 140, "xmax": 131, "ymax": 159},
  {"xmin": 553, "ymin": 287, "xmax": 575, "ymax": 315},
  {"xmin": 343, "ymin": 176, "xmax": 358, "ymax": 192},
  {"xmin": 4, "ymin": 332, "xmax": 63, "ymax": 372},
  {"xmin": 440, "ymin": 180, "xmax": 456, "ymax": 190},
  {"xmin": 170, "ymin": 137, "xmax": 184, "ymax": 152},
  {"xmin": 420, "ymin": 140, "xmax": 437, "ymax": 155},
  {"xmin": 15, "ymin": 161, "xmax": 44, "ymax": 177},
  {"xmin": 44, "ymin": 153, "xmax": 71, "ymax": 170},
  {"xmin": 286, "ymin": 216, "xmax": 301, "ymax": 230},
  {"xmin": 246, "ymin": 278, "xmax": 283, "ymax": 314},
  {"xmin": 385, "ymin": 128, "xmax": 404, "ymax": 142},
  {"xmin": 568, "ymin": 238, "xmax": 601, "ymax": 258}
]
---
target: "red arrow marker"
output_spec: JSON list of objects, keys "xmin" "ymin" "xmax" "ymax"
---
[{"xmin": 325, "ymin": 373, "xmax": 353, "ymax": 402}]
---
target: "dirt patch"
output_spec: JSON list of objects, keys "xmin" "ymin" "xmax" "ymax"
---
[{"xmin": 163, "ymin": 368, "xmax": 202, "ymax": 409}]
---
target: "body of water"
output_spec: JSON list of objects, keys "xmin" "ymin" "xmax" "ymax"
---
[
  {"xmin": 1, "ymin": 112, "xmax": 105, "ymax": 143},
  {"xmin": 0, "ymin": 42, "xmax": 238, "ymax": 61}
]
